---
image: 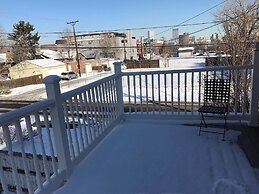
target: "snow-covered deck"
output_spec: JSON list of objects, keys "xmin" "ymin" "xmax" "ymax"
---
[{"xmin": 55, "ymin": 119, "xmax": 259, "ymax": 194}]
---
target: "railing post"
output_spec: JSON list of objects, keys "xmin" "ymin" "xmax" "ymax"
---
[
  {"xmin": 43, "ymin": 75, "xmax": 72, "ymax": 178},
  {"xmin": 113, "ymin": 62, "xmax": 124, "ymax": 116},
  {"xmin": 249, "ymin": 42, "xmax": 259, "ymax": 126}
]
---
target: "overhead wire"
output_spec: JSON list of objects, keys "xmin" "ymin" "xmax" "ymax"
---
[{"xmin": 154, "ymin": 0, "xmax": 228, "ymax": 38}]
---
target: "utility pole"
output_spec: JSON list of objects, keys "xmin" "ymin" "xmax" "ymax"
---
[
  {"xmin": 123, "ymin": 34, "xmax": 127, "ymax": 61},
  {"xmin": 140, "ymin": 36, "xmax": 144, "ymax": 60},
  {"xmin": 67, "ymin": 20, "xmax": 81, "ymax": 77}
]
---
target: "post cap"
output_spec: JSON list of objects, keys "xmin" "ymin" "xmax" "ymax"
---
[
  {"xmin": 43, "ymin": 75, "xmax": 61, "ymax": 84},
  {"xmin": 113, "ymin": 61, "xmax": 123, "ymax": 66}
]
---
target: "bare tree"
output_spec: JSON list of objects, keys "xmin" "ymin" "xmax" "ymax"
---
[
  {"xmin": 60, "ymin": 28, "xmax": 74, "ymax": 58},
  {"xmin": 214, "ymin": 0, "xmax": 259, "ymax": 112},
  {"xmin": 99, "ymin": 32, "xmax": 120, "ymax": 58},
  {"xmin": 214, "ymin": 0, "xmax": 258, "ymax": 65}
]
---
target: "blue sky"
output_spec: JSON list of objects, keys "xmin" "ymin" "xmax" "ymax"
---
[{"xmin": 0, "ymin": 0, "xmax": 226, "ymax": 44}]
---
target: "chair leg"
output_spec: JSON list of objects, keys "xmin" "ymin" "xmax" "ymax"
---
[
  {"xmin": 199, "ymin": 113, "xmax": 207, "ymax": 136},
  {"xmin": 222, "ymin": 115, "xmax": 228, "ymax": 141}
]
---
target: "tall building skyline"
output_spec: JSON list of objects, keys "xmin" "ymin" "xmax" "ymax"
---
[
  {"xmin": 172, "ymin": 28, "xmax": 179, "ymax": 44},
  {"xmin": 148, "ymin": 31, "xmax": 155, "ymax": 40}
]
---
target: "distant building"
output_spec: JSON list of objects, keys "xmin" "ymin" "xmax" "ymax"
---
[
  {"xmin": 196, "ymin": 36, "xmax": 207, "ymax": 44},
  {"xmin": 56, "ymin": 32, "xmax": 137, "ymax": 60},
  {"xmin": 189, "ymin": 36, "xmax": 195, "ymax": 44},
  {"xmin": 9, "ymin": 59, "xmax": 66, "ymax": 79},
  {"xmin": 148, "ymin": 31, "xmax": 155, "ymax": 40},
  {"xmin": 177, "ymin": 47, "xmax": 194, "ymax": 57},
  {"xmin": 179, "ymin": 35, "xmax": 184, "ymax": 45},
  {"xmin": 172, "ymin": 28, "xmax": 179, "ymax": 44},
  {"xmin": 183, "ymin": 33, "xmax": 190, "ymax": 45},
  {"xmin": 210, "ymin": 33, "xmax": 219, "ymax": 42}
]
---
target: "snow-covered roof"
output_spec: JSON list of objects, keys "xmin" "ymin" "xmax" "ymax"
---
[
  {"xmin": 26, "ymin": 59, "xmax": 65, "ymax": 68},
  {"xmin": 40, "ymin": 49, "xmax": 68, "ymax": 59},
  {"xmin": 178, "ymin": 47, "xmax": 195, "ymax": 52}
]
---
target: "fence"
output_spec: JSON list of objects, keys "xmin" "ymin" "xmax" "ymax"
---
[
  {"xmin": 124, "ymin": 60, "xmax": 159, "ymax": 69},
  {"xmin": 0, "ymin": 75, "xmax": 43, "ymax": 89}
]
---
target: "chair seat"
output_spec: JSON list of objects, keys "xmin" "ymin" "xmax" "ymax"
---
[{"xmin": 198, "ymin": 105, "xmax": 227, "ymax": 114}]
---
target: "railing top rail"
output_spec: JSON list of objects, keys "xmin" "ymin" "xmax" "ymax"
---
[
  {"xmin": 121, "ymin": 65, "xmax": 254, "ymax": 76},
  {"xmin": 0, "ymin": 99, "xmax": 55, "ymax": 127},
  {"xmin": 61, "ymin": 74, "xmax": 116, "ymax": 100}
]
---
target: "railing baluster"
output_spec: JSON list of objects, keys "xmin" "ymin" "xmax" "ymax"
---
[
  {"xmin": 82, "ymin": 91, "xmax": 93, "ymax": 144},
  {"xmin": 15, "ymin": 120, "xmax": 34, "ymax": 193},
  {"xmin": 0, "ymin": 154, "xmax": 9, "ymax": 193},
  {"xmin": 164, "ymin": 73, "xmax": 167, "ymax": 115},
  {"xmin": 184, "ymin": 72, "xmax": 187, "ymax": 115},
  {"xmin": 42, "ymin": 109, "xmax": 57, "ymax": 176},
  {"xmin": 25, "ymin": 116, "xmax": 43, "ymax": 191},
  {"xmin": 145, "ymin": 74, "xmax": 149, "ymax": 115},
  {"xmin": 74, "ymin": 95, "xmax": 85, "ymax": 151},
  {"xmin": 106, "ymin": 80, "xmax": 112, "ymax": 124},
  {"xmin": 97, "ymin": 85, "xmax": 105, "ymax": 133},
  {"xmin": 198, "ymin": 71, "xmax": 202, "ymax": 109},
  {"xmin": 78, "ymin": 93, "xmax": 89, "ymax": 147},
  {"xmin": 68, "ymin": 98, "xmax": 80, "ymax": 156},
  {"xmin": 110, "ymin": 79, "xmax": 117, "ymax": 119},
  {"xmin": 234, "ymin": 69, "xmax": 240, "ymax": 115},
  {"xmin": 62, "ymin": 102, "xmax": 75, "ymax": 160},
  {"xmin": 3, "ymin": 125, "xmax": 23, "ymax": 193},
  {"xmin": 177, "ymin": 72, "xmax": 180, "ymax": 115},
  {"xmin": 101, "ymin": 83, "xmax": 108, "ymax": 129},
  {"xmin": 34, "ymin": 112, "xmax": 50, "ymax": 183},
  {"xmin": 127, "ymin": 75, "xmax": 131, "ymax": 114},
  {"xmin": 106, "ymin": 81, "xmax": 113, "ymax": 124},
  {"xmin": 158, "ymin": 73, "xmax": 161, "ymax": 114},
  {"xmin": 91, "ymin": 88, "xmax": 99, "ymax": 138},
  {"xmin": 191, "ymin": 72, "xmax": 194, "ymax": 115},
  {"xmin": 87, "ymin": 90, "xmax": 96, "ymax": 141},
  {"xmin": 152, "ymin": 74, "xmax": 155, "ymax": 114},
  {"xmin": 133, "ymin": 75, "xmax": 137, "ymax": 114},
  {"xmin": 242, "ymin": 69, "xmax": 248, "ymax": 115},
  {"xmin": 171, "ymin": 73, "xmax": 174, "ymax": 115},
  {"xmin": 139, "ymin": 75, "xmax": 143, "ymax": 114}
]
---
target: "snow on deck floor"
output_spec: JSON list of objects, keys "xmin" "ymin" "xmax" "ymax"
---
[{"xmin": 55, "ymin": 119, "xmax": 259, "ymax": 194}]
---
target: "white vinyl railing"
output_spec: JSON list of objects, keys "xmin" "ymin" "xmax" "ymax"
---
[
  {"xmin": 0, "ymin": 74, "xmax": 122, "ymax": 194},
  {"xmin": 0, "ymin": 44, "xmax": 258, "ymax": 194},
  {"xmin": 121, "ymin": 65, "xmax": 253, "ymax": 120},
  {"xmin": 0, "ymin": 100, "xmax": 62, "ymax": 194}
]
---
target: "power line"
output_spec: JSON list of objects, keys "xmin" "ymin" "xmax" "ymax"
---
[
  {"xmin": 0, "ymin": 21, "xmax": 219, "ymax": 36},
  {"xmin": 155, "ymin": 0, "xmax": 228, "ymax": 37}
]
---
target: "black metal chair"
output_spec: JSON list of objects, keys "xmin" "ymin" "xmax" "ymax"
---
[{"xmin": 198, "ymin": 78, "xmax": 231, "ymax": 140}]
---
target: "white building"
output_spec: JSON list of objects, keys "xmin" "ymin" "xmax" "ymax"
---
[
  {"xmin": 148, "ymin": 30, "xmax": 155, "ymax": 40},
  {"xmin": 177, "ymin": 47, "xmax": 195, "ymax": 57},
  {"xmin": 56, "ymin": 32, "xmax": 137, "ymax": 60}
]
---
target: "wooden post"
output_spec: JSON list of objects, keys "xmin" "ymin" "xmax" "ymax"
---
[
  {"xmin": 43, "ymin": 75, "xmax": 72, "ymax": 178},
  {"xmin": 249, "ymin": 42, "xmax": 259, "ymax": 126},
  {"xmin": 113, "ymin": 62, "xmax": 124, "ymax": 116}
]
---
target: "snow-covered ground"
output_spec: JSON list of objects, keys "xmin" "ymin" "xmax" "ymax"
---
[
  {"xmin": 0, "ymin": 57, "xmax": 205, "ymax": 99},
  {"xmin": 54, "ymin": 119, "xmax": 259, "ymax": 194}
]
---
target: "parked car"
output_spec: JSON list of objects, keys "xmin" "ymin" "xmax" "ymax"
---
[{"xmin": 60, "ymin": 71, "xmax": 78, "ymax": 80}]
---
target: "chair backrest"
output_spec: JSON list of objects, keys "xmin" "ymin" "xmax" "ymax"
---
[{"xmin": 203, "ymin": 78, "xmax": 231, "ymax": 106}]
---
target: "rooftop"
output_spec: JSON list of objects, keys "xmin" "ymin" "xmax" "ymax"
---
[{"xmin": 25, "ymin": 59, "xmax": 65, "ymax": 68}]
